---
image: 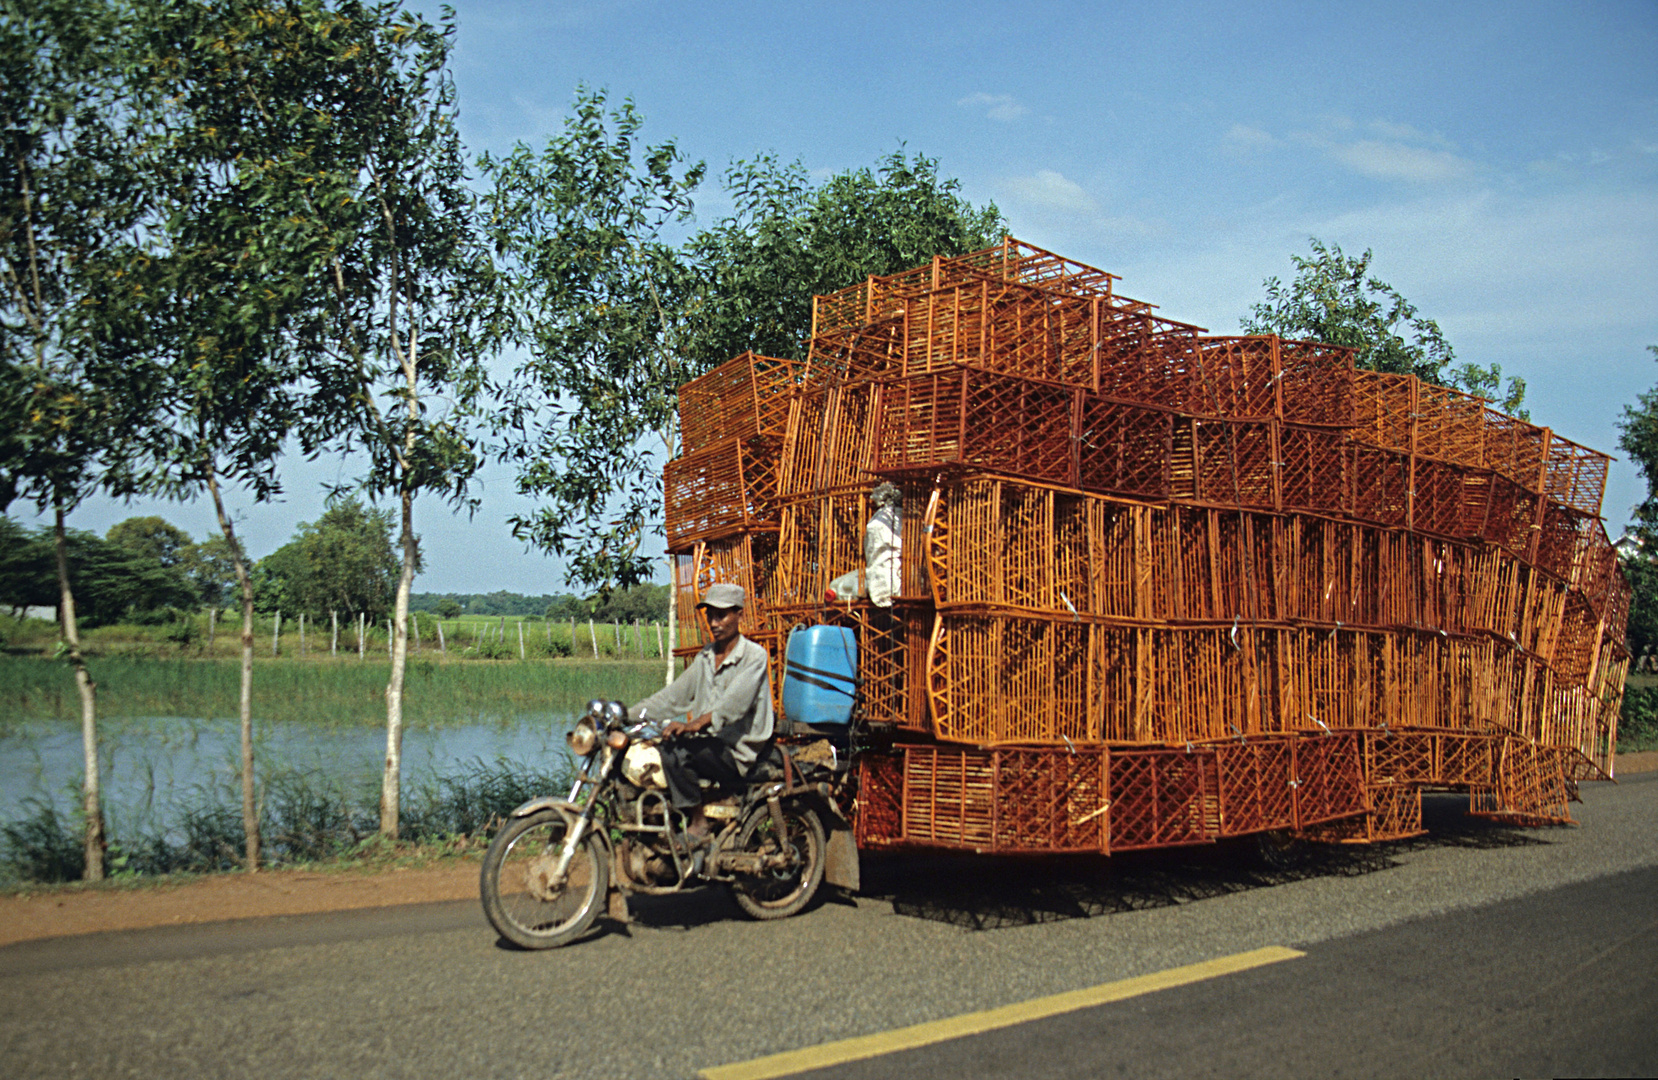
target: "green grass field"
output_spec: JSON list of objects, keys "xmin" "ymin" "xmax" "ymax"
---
[
  {"xmin": 0, "ymin": 611, "xmax": 672, "ymax": 662},
  {"xmin": 0, "ymin": 654, "xmax": 670, "ymax": 728}
]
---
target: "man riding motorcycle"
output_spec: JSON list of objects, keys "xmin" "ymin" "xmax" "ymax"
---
[{"xmin": 627, "ymin": 582, "xmax": 772, "ymax": 848}]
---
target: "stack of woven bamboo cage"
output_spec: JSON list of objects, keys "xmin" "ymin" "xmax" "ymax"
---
[{"xmin": 664, "ymin": 237, "xmax": 1630, "ymax": 856}]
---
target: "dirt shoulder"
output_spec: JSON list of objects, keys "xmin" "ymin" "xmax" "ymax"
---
[
  {"xmin": 5, "ymin": 752, "xmax": 1656, "ymax": 949},
  {"xmin": 0, "ymin": 857, "xmax": 483, "ymax": 948}
]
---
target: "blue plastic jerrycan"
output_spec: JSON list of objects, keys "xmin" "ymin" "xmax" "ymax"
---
[{"xmin": 782, "ymin": 625, "xmax": 858, "ymax": 727}]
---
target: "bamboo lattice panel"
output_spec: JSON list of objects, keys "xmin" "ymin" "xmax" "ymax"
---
[
  {"xmin": 772, "ymin": 601, "xmax": 932, "ymax": 733},
  {"xmin": 677, "ymin": 352, "xmax": 800, "ymax": 456},
  {"xmin": 663, "ymin": 436, "xmax": 781, "ymax": 547},
  {"xmin": 1300, "ymin": 783, "xmax": 1425, "ymax": 843},
  {"xmin": 671, "ymin": 532, "xmax": 779, "ymax": 644}
]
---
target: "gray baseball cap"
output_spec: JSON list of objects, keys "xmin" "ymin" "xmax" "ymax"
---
[{"xmin": 697, "ymin": 583, "xmax": 745, "ymax": 610}]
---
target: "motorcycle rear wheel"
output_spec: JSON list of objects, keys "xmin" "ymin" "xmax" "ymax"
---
[
  {"xmin": 481, "ymin": 809, "xmax": 608, "ymax": 949},
  {"xmin": 728, "ymin": 803, "xmax": 825, "ymax": 921}
]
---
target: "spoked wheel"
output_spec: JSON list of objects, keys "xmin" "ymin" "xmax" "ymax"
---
[
  {"xmin": 728, "ymin": 803, "xmax": 825, "ymax": 921},
  {"xmin": 481, "ymin": 809, "xmax": 608, "ymax": 949}
]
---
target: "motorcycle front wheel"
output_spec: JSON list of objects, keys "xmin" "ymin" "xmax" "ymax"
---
[
  {"xmin": 728, "ymin": 803, "xmax": 825, "ymax": 921},
  {"xmin": 480, "ymin": 809, "xmax": 609, "ymax": 949}
]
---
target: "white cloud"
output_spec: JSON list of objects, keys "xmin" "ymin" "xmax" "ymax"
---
[
  {"xmin": 1331, "ymin": 140, "xmax": 1475, "ymax": 182},
  {"xmin": 957, "ymin": 92, "xmax": 1028, "ymax": 122},
  {"xmin": 1004, "ymin": 169, "xmax": 1098, "ymax": 214},
  {"xmin": 997, "ymin": 171, "xmax": 1160, "ymax": 242},
  {"xmin": 1224, "ymin": 124, "xmax": 1277, "ymax": 153},
  {"xmin": 1367, "ymin": 120, "xmax": 1455, "ymax": 150}
]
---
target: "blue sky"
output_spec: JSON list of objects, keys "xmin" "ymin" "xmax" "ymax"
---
[{"xmin": 28, "ymin": 0, "xmax": 1658, "ymax": 594}]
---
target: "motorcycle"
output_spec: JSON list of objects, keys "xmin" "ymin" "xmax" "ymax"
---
[{"xmin": 480, "ymin": 699, "xmax": 856, "ymax": 949}]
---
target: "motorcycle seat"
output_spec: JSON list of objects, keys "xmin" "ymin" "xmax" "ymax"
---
[{"xmin": 746, "ymin": 742, "xmax": 787, "ymax": 783}]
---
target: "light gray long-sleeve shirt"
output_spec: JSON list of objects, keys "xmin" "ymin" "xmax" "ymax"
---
[{"xmin": 628, "ymin": 635, "xmax": 774, "ymax": 771}]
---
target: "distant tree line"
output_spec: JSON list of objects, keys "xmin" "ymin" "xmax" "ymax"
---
[
  {"xmin": 1, "ymin": 499, "xmax": 671, "ymax": 626},
  {"xmin": 411, "ymin": 585, "xmax": 669, "ymax": 622}
]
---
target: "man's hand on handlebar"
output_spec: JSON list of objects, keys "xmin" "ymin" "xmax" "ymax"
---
[{"xmin": 662, "ymin": 714, "xmax": 713, "ymax": 739}]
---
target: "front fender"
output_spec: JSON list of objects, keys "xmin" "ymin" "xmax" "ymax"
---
[
  {"xmin": 505, "ymin": 798, "xmax": 612, "ymax": 855},
  {"xmin": 507, "ymin": 796, "xmax": 582, "ymax": 819}
]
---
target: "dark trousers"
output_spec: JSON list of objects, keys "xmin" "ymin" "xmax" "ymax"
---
[{"xmin": 660, "ymin": 735, "xmax": 743, "ymax": 810}]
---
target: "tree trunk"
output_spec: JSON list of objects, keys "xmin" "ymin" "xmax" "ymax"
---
[
  {"xmin": 381, "ymin": 489, "xmax": 417, "ymax": 839},
  {"xmin": 656, "ymin": 621, "xmax": 663, "ymax": 659},
  {"xmin": 412, "ymin": 615, "xmax": 420, "ymax": 652},
  {"xmin": 53, "ymin": 504, "xmax": 104, "ymax": 881},
  {"xmin": 387, "ymin": 618, "xmax": 392, "ymax": 658},
  {"xmin": 207, "ymin": 470, "xmax": 259, "ymax": 871}
]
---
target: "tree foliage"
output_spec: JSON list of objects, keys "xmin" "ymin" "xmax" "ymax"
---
[
  {"xmin": 0, "ymin": 516, "xmax": 194, "ymax": 625},
  {"xmin": 683, "ymin": 150, "xmax": 1006, "ymax": 369},
  {"xmin": 1244, "ymin": 238, "xmax": 1526, "ymax": 417},
  {"xmin": 251, "ymin": 497, "xmax": 400, "ymax": 619},
  {"xmin": 1, "ymin": 0, "xmax": 165, "ymax": 513},
  {"xmin": 484, "ymin": 98, "xmax": 1005, "ymax": 590},
  {"xmin": 1616, "ymin": 346, "xmax": 1658, "ymax": 657},
  {"xmin": 481, "ymin": 88, "xmax": 703, "ymax": 592}
]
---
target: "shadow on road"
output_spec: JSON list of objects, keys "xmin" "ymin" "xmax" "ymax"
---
[{"xmin": 857, "ymin": 793, "xmax": 1554, "ymax": 931}]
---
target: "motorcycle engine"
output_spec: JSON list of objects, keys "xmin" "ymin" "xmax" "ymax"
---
[{"xmin": 618, "ymin": 838, "xmax": 676, "ymax": 886}]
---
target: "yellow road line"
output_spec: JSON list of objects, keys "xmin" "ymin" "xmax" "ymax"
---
[{"xmin": 699, "ymin": 945, "xmax": 1304, "ymax": 1080}]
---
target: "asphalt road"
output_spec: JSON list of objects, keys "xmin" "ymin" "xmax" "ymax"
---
[{"xmin": 3, "ymin": 772, "xmax": 1656, "ymax": 1080}]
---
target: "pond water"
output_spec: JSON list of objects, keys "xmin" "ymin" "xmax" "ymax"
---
[{"xmin": 0, "ymin": 713, "xmax": 581, "ymax": 838}]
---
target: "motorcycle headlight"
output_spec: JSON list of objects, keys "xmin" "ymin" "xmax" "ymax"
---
[{"xmin": 568, "ymin": 720, "xmax": 598, "ymax": 756}]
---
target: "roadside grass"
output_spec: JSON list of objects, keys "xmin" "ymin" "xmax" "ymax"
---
[{"xmin": 0, "ymin": 756, "xmax": 575, "ymax": 887}]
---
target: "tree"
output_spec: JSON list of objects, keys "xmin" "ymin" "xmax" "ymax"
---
[
  {"xmin": 135, "ymin": 0, "xmax": 400, "ymax": 869},
  {"xmin": 485, "ymin": 101, "xmax": 1004, "ymax": 600},
  {"xmin": 682, "ymin": 150, "xmax": 1006, "ymax": 370},
  {"xmin": 1617, "ymin": 346, "xmax": 1658, "ymax": 658},
  {"xmin": 302, "ymin": 4, "xmax": 498, "ymax": 838},
  {"xmin": 481, "ymin": 88, "xmax": 704, "ymax": 594},
  {"xmin": 252, "ymin": 497, "xmax": 400, "ymax": 619},
  {"xmin": 106, "ymin": 515, "xmax": 191, "ymax": 568},
  {"xmin": 2, "ymin": 0, "xmax": 167, "ymax": 880},
  {"xmin": 1243, "ymin": 238, "xmax": 1527, "ymax": 416},
  {"xmin": 181, "ymin": 532, "xmax": 238, "ymax": 610},
  {"xmin": 0, "ymin": 515, "xmax": 54, "ymax": 612}
]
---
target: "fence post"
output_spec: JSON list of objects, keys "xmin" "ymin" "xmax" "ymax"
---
[
  {"xmin": 437, "ymin": 620, "xmax": 446, "ymax": 656},
  {"xmin": 517, "ymin": 621, "xmax": 525, "ymax": 660},
  {"xmin": 358, "ymin": 612, "xmax": 365, "ymax": 659},
  {"xmin": 387, "ymin": 619, "xmax": 393, "ymax": 658},
  {"xmin": 331, "ymin": 610, "xmax": 338, "ymax": 656},
  {"xmin": 655, "ymin": 621, "xmax": 663, "ymax": 659},
  {"xmin": 412, "ymin": 616, "xmax": 420, "ymax": 653},
  {"xmin": 272, "ymin": 610, "xmax": 281, "ymax": 657},
  {"xmin": 299, "ymin": 612, "xmax": 305, "ymax": 656},
  {"xmin": 207, "ymin": 607, "xmax": 217, "ymax": 651},
  {"xmin": 589, "ymin": 617, "xmax": 599, "ymax": 659}
]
